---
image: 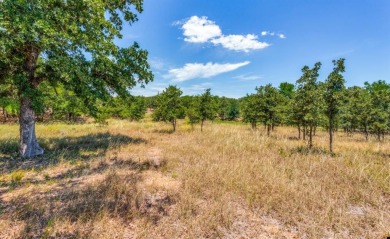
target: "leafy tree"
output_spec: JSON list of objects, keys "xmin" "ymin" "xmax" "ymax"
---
[
  {"xmin": 241, "ymin": 94, "xmax": 263, "ymax": 129},
  {"xmin": 323, "ymin": 58, "xmax": 345, "ymax": 153},
  {"xmin": 217, "ymin": 97, "xmax": 230, "ymax": 120},
  {"xmin": 279, "ymin": 82, "xmax": 295, "ymax": 99},
  {"xmin": 256, "ymin": 84, "xmax": 284, "ymax": 136},
  {"xmin": 0, "ymin": 83, "xmax": 19, "ymax": 121},
  {"xmin": 199, "ymin": 89, "xmax": 216, "ymax": 131},
  {"xmin": 111, "ymin": 96, "xmax": 147, "ymax": 121},
  {"xmin": 295, "ymin": 62, "xmax": 322, "ymax": 148},
  {"xmin": 186, "ymin": 97, "xmax": 201, "ymax": 130},
  {"xmin": 0, "ymin": 0, "xmax": 153, "ymax": 157},
  {"xmin": 278, "ymin": 82, "xmax": 295, "ymax": 126},
  {"xmin": 152, "ymin": 86, "xmax": 183, "ymax": 131},
  {"xmin": 128, "ymin": 97, "xmax": 147, "ymax": 121},
  {"xmin": 365, "ymin": 80, "xmax": 390, "ymax": 141},
  {"xmin": 40, "ymin": 82, "xmax": 87, "ymax": 121},
  {"xmin": 343, "ymin": 86, "xmax": 372, "ymax": 140},
  {"xmin": 226, "ymin": 99, "xmax": 240, "ymax": 121}
]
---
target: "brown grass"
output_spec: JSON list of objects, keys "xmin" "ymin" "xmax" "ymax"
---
[{"xmin": 0, "ymin": 120, "xmax": 389, "ymax": 238}]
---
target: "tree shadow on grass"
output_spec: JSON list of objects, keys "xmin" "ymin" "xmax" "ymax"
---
[
  {"xmin": 290, "ymin": 146, "xmax": 331, "ymax": 156},
  {"xmin": 152, "ymin": 128, "xmax": 175, "ymax": 134},
  {"xmin": 0, "ymin": 133, "xmax": 147, "ymax": 173},
  {"xmin": 1, "ymin": 170, "xmax": 173, "ymax": 238},
  {"xmin": 0, "ymin": 143, "xmax": 173, "ymax": 238}
]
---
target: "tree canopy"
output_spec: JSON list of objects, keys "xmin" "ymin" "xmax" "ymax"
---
[{"xmin": 0, "ymin": 0, "xmax": 153, "ymax": 157}]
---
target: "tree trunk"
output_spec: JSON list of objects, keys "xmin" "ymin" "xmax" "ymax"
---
[
  {"xmin": 308, "ymin": 125, "xmax": 313, "ymax": 149},
  {"xmin": 298, "ymin": 124, "xmax": 301, "ymax": 139},
  {"xmin": 251, "ymin": 122, "xmax": 256, "ymax": 129},
  {"xmin": 19, "ymin": 97, "xmax": 44, "ymax": 158},
  {"xmin": 303, "ymin": 126, "xmax": 306, "ymax": 140},
  {"xmin": 267, "ymin": 124, "xmax": 271, "ymax": 136},
  {"xmin": 172, "ymin": 119, "xmax": 176, "ymax": 132},
  {"xmin": 364, "ymin": 124, "xmax": 368, "ymax": 141},
  {"xmin": 329, "ymin": 117, "xmax": 333, "ymax": 153},
  {"xmin": 201, "ymin": 119, "xmax": 204, "ymax": 132}
]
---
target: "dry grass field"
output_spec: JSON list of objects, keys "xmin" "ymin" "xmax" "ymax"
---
[{"xmin": 0, "ymin": 119, "xmax": 389, "ymax": 238}]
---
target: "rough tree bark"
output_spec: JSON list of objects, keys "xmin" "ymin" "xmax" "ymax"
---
[
  {"xmin": 18, "ymin": 44, "xmax": 44, "ymax": 158},
  {"xmin": 19, "ymin": 97, "xmax": 44, "ymax": 157}
]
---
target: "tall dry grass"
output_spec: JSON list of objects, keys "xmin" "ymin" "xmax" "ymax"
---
[{"xmin": 0, "ymin": 120, "xmax": 389, "ymax": 238}]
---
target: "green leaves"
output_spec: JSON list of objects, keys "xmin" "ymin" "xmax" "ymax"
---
[
  {"xmin": 153, "ymin": 86, "xmax": 183, "ymax": 126},
  {"xmin": 0, "ymin": 0, "xmax": 153, "ymax": 117}
]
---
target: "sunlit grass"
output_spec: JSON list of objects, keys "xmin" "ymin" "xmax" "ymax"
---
[{"xmin": 0, "ymin": 120, "xmax": 389, "ymax": 238}]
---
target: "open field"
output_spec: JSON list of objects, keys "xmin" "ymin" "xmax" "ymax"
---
[{"xmin": 0, "ymin": 120, "xmax": 389, "ymax": 238}]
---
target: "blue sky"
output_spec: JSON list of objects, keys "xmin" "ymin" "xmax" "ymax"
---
[{"xmin": 116, "ymin": 0, "xmax": 390, "ymax": 98}]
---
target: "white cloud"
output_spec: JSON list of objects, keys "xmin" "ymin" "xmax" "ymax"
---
[
  {"xmin": 234, "ymin": 74, "xmax": 263, "ymax": 81},
  {"xmin": 177, "ymin": 16, "xmax": 269, "ymax": 52},
  {"xmin": 168, "ymin": 61, "xmax": 250, "ymax": 82},
  {"xmin": 182, "ymin": 82, "xmax": 213, "ymax": 95},
  {"xmin": 211, "ymin": 34, "xmax": 269, "ymax": 52},
  {"xmin": 261, "ymin": 31, "xmax": 286, "ymax": 39},
  {"xmin": 149, "ymin": 57, "xmax": 168, "ymax": 71},
  {"xmin": 181, "ymin": 16, "xmax": 222, "ymax": 43}
]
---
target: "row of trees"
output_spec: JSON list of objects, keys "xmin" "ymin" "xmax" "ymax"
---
[
  {"xmin": 241, "ymin": 59, "xmax": 390, "ymax": 152},
  {"xmin": 0, "ymin": 83, "xmax": 241, "ymax": 125},
  {"xmin": 137, "ymin": 58, "xmax": 388, "ymax": 153},
  {"xmin": 241, "ymin": 59, "xmax": 346, "ymax": 152}
]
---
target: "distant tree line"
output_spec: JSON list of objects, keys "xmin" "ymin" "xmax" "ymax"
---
[{"xmin": 2, "ymin": 58, "xmax": 390, "ymax": 149}]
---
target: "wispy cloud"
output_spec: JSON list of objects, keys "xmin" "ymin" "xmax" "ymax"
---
[
  {"xmin": 211, "ymin": 34, "xmax": 269, "ymax": 53},
  {"xmin": 149, "ymin": 57, "xmax": 168, "ymax": 71},
  {"xmin": 176, "ymin": 16, "xmax": 269, "ymax": 52},
  {"xmin": 261, "ymin": 31, "xmax": 286, "ymax": 39},
  {"xmin": 167, "ymin": 61, "xmax": 251, "ymax": 82},
  {"xmin": 182, "ymin": 82, "xmax": 213, "ymax": 95},
  {"xmin": 234, "ymin": 74, "xmax": 263, "ymax": 81}
]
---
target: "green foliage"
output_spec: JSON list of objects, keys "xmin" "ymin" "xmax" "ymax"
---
[
  {"xmin": 226, "ymin": 100, "xmax": 240, "ymax": 121},
  {"xmin": 128, "ymin": 97, "xmax": 147, "ymax": 121},
  {"xmin": 216, "ymin": 97, "xmax": 240, "ymax": 121},
  {"xmin": 365, "ymin": 80, "xmax": 390, "ymax": 140},
  {"xmin": 241, "ymin": 94, "xmax": 263, "ymax": 129},
  {"xmin": 256, "ymin": 84, "xmax": 285, "ymax": 135},
  {"xmin": 153, "ymin": 86, "xmax": 183, "ymax": 131},
  {"xmin": 198, "ymin": 89, "xmax": 217, "ymax": 130},
  {"xmin": 0, "ymin": 83, "xmax": 19, "ymax": 117},
  {"xmin": 323, "ymin": 58, "xmax": 346, "ymax": 152},
  {"xmin": 186, "ymin": 97, "xmax": 201, "ymax": 128},
  {"xmin": 294, "ymin": 62, "xmax": 322, "ymax": 147},
  {"xmin": 0, "ymin": 0, "xmax": 153, "ymax": 116},
  {"xmin": 279, "ymin": 82, "xmax": 295, "ymax": 99},
  {"xmin": 323, "ymin": 59, "xmax": 346, "ymax": 117}
]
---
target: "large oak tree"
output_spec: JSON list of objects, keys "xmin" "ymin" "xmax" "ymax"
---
[{"xmin": 0, "ymin": 0, "xmax": 153, "ymax": 157}]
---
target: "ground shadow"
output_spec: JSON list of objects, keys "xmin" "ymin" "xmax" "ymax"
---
[
  {"xmin": 0, "ymin": 133, "xmax": 147, "ymax": 173},
  {"xmin": 152, "ymin": 129, "xmax": 175, "ymax": 134},
  {"xmin": 0, "ymin": 149, "xmax": 172, "ymax": 238},
  {"xmin": 290, "ymin": 146, "xmax": 331, "ymax": 156},
  {"xmin": 1, "ymin": 171, "xmax": 142, "ymax": 238}
]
